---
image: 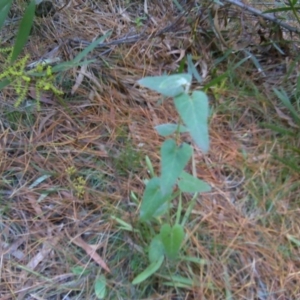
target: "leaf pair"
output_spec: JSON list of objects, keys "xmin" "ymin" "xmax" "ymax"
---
[{"xmin": 138, "ymin": 74, "xmax": 210, "ymax": 153}]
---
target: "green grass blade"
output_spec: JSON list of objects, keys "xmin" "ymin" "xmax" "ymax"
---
[
  {"xmin": 72, "ymin": 31, "xmax": 112, "ymax": 64},
  {"xmin": 273, "ymin": 154, "xmax": 300, "ymax": 173},
  {"xmin": 273, "ymin": 88, "xmax": 300, "ymax": 125},
  {"xmin": 261, "ymin": 123, "xmax": 295, "ymax": 136},
  {"xmin": 0, "ymin": 0, "xmax": 12, "ymax": 12},
  {"xmin": 287, "ymin": 234, "xmax": 300, "ymax": 247},
  {"xmin": 10, "ymin": 0, "xmax": 36, "ymax": 63},
  {"xmin": 50, "ymin": 33, "xmax": 111, "ymax": 73},
  {"xmin": 187, "ymin": 54, "xmax": 202, "ymax": 83},
  {"xmin": 0, "ymin": 0, "xmax": 13, "ymax": 31},
  {"xmin": 263, "ymin": 7, "xmax": 300, "ymax": 13},
  {"xmin": 205, "ymin": 55, "xmax": 250, "ymax": 90}
]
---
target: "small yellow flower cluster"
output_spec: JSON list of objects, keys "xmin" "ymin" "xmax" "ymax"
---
[
  {"xmin": 65, "ymin": 166, "xmax": 77, "ymax": 176},
  {"xmin": 72, "ymin": 176, "xmax": 86, "ymax": 198},
  {"xmin": 0, "ymin": 47, "xmax": 63, "ymax": 110},
  {"xmin": 34, "ymin": 64, "xmax": 63, "ymax": 110},
  {"xmin": 65, "ymin": 166, "xmax": 86, "ymax": 198},
  {"xmin": 0, "ymin": 47, "xmax": 31, "ymax": 107}
]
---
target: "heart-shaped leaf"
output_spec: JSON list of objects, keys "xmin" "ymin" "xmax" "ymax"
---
[
  {"xmin": 159, "ymin": 224, "xmax": 185, "ymax": 260},
  {"xmin": 139, "ymin": 177, "xmax": 172, "ymax": 221},
  {"xmin": 174, "ymin": 91, "xmax": 209, "ymax": 153},
  {"xmin": 138, "ymin": 74, "xmax": 192, "ymax": 97}
]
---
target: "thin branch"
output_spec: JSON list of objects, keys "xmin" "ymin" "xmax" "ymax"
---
[{"xmin": 223, "ymin": 0, "xmax": 300, "ymax": 34}]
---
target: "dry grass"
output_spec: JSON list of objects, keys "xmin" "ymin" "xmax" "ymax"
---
[{"xmin": 0, "ymin": 0, "xmax": 300, "ymax": 299}]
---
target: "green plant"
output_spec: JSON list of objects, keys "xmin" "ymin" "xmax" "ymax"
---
[
  {"xmin": 66, "ymin": 166, "xmax": 87, "ymax": 198},
  {"xmin": 0, "ymin": 48, "xmax": 64, "ymax": 110},
  {"xmin": 114, "ymin": 73, "xmax": 211, "ymax": 284},
  {"xmin": 0, "ymin": 0, "xmax": 36, "ymax": 64},
  {"xmin": 264, "ymin": 0, "xmax": 300, "ymax": 24},
  {"xmin": 264, "ymin": 87, "xmax": 300, "ymax": 174},
  {"xmin": 134, "ymin": 16, "xmax": 147, "ymax": 28},
  {"xmin": 0, "ymin": 1, "xmax": 112, "ymax": 110}
]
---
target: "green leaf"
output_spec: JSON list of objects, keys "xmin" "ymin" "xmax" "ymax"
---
[
  {"xmin": 179, "ymin": 256, "xmax": 208, "ymax": 264},
  {"xmin": 71, "ymin": 266, "xmax": 91, "ymax": 275},
  {"xmin": 187, "ymin": 54, "xmax": 202, "ymax": 83},
  {"xmin": 174, "ymin": 91, "xmax": 209, "ymax": 153},
  {"xmin": 178, "ymin": 171, "xmax": 211, "ymax": 193},
  {"xmin": 28, "ymin": 174, "xmax": 51, "ymax": 189},
  {"xmin": 273, "ymin": 155, "xmax": 300, "ymax": 173},
  {"xmin": 0, "ymin": 0, "xmax": 13, "ymax": 31},
  {"xmin": 159, "ymin": 224, "xmax": 185, "ymax": 260},
  {"xmin": 261, "ymin": 123, "xmax": 295, "ymax": 136},
  {"xmin": 152, "ymin": 201, "xmax": 169, "ymax": 218},
  {"xmin": 10, "ymin": 0, "xmax": 36, "ymax": 63},
  {"xmin": 155, "ymin": 123, "xmax": 188, "ymax": 136},
  {"xmin": 72, "ymin": 31, "xmax": 112, "ymax": 64},
  {"xmin": 138, "ymin": 74, "xmax": 192, "ymax": 97},
  {"xmin": 94, "ymin": 275, "xmax": 107, "ymax": 299},
  {"xmin": 145, "ymin": 155, "xmax": 155, "ymax": 177},
  {"xmin": 204, "ymin": 55, "xmax": 250, "ymax": 90},
  {"xmin": 160, "ymin": 139, "xmax": 192, "ymax": 194},
  {"xmin": 0, "ymin": 79, "xmax": 11, "ymax": 90},
  {"xmin": 287, "ymin": 234, "xmax": 300, "ymax": 247},
  {"xmin": 51, "ymin": 31, "xmax": 111, "ymax": 73},
  {"xmin": 163, "ymin": 275, "xmax": 195, "ymax": 288},
  {"xmin": 132, "ymin": 255, "xmax": 164, "ymax": 285},
  {"xmin": 149, "ymin": 235, "xmax": 165, "ymax": 263},
  {"xmin": 111, "ymin": 216, "xmax": 135, "ymax": 232},
  {"xmin": 263, "ymin": 7, "xmax": 300, "ymax": 13},
  {"xmin": 177, "ymin": 57, "xmax": 186, "ymax": 73},
  {"xmin": 51, "ymin": 59, "xmax": 96, "ymax": 73},
  {"xmin": 0, "ymin": 0, "xmax": 12, "ymax": 11},
  {"xmin": 139, "ymin": 177, "xmax": 172, "ymax": 221}
]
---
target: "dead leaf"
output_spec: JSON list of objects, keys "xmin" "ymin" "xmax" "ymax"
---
[
  {"xmin": 26, "ymin": 236, "xmax": 60, "ymax": 270},
  {"xmin": 167, "ymin": 49, "xmax": 186, "ymax": 63},
  {"xmin": 29, "ymin": 87, "xmax": 56, "ymax": 104},
  {"xmin": 66, "ymin": 230, "xmax": 110, "ymax": 273},
  {"xmin": 72, "ymin": 64, "xmax": 87, "ymax": 94},
  {"xmin": 275, "ymin": 106, "xmax": 299, "ymax": 128}
]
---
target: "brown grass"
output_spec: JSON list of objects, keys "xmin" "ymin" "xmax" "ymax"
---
[{"xmin": 0, "ymin": 0, "xmax": 300, "ymax": 299}]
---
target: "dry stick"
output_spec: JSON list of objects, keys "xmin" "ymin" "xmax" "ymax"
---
[{"xmin": 223, "ymin": 0, "xmax": 300, "ymax": 34}]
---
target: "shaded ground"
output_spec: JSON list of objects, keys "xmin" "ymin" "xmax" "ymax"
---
[{"xmin": 0, "ymin": 0, "xmax": 300, "ymax": 299}]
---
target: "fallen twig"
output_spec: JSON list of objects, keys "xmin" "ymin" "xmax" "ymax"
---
[{"xmin": 223, "ymin": 0, "xmax": 300, "ymax": 34}]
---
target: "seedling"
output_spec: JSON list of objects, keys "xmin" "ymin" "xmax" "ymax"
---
[{"xmin": 115, "ymin": 73, "xmax": 211, "ymax": 284}]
